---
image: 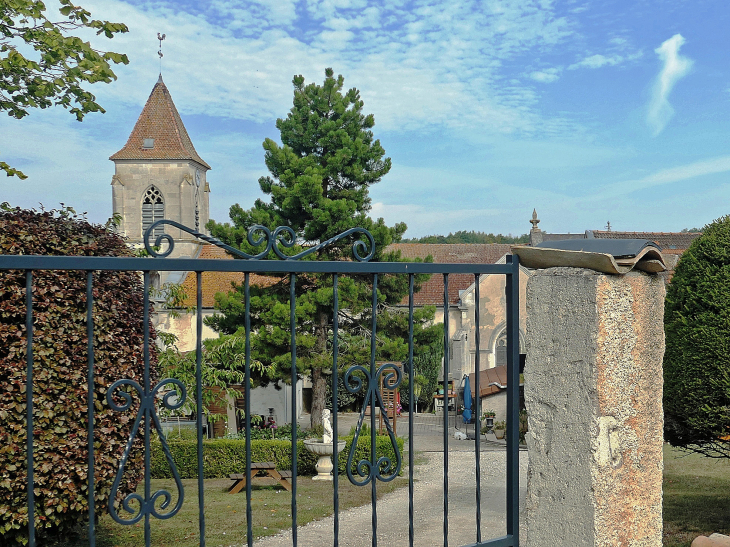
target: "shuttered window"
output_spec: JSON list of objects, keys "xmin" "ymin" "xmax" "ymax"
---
[{"xmin": 142, "ymin": 186, "xmax": 164, "ymax": 237}]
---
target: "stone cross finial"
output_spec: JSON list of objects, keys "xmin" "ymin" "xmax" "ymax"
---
[{"xmin": 530, "ymin": 209, "xmax": 540, "ymax": 230}]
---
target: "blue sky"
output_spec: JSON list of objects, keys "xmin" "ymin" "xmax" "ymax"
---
[{"xmin": 2, "ymin": 0, "xmax": 729, "ymax": 238}]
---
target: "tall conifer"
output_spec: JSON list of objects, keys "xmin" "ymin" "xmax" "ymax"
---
[{"xmin": 208, "ymin": 69, "xmax": 438, "ymax": 427}]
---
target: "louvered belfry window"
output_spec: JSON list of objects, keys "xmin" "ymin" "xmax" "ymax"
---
[{"xmin": 142, "ymin": 186, "xmax": 164, "ymax": 237}]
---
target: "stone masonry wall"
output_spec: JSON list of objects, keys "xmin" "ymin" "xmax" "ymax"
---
[{"xmin": 524, "ymin": 267, "xmax": 665, "ymax": 547}]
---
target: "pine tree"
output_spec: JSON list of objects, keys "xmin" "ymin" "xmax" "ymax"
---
[{"xmin": 208, "ymin": 69, "xmax": 438, "ymax": 427}]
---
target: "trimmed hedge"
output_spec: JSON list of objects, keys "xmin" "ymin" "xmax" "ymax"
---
[{"xmin": 152, "ymin": 435, "xmax": 405, "ymax": 479}]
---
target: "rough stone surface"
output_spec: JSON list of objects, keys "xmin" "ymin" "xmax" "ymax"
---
[
  {"xmin": 709, "ymin": 534, "xmax": 730, "ymax": 547},
  {"xmin": 691, "ymin": 537, "xmax": 730, "ymax": 547},
  {"xmin": 524, "ymin": 267, "xmax": 665, "ymax": 547}
]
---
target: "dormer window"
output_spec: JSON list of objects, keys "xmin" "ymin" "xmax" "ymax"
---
[{"xmin": 142, "ymin": 138, "xmax": 155, "ymax": 149}]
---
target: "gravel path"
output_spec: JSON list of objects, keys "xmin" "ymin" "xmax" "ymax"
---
[{"xmin": 248, "ymin": 449, "xmax": 528, "ymax": 547}]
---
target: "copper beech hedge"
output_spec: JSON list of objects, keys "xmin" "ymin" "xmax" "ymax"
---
[{"xmin": 0, "ymin": 207, "xmax": 157, "ymax": 545}]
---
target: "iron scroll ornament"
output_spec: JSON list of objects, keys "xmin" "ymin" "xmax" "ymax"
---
[
  {"xmin": 106, "ymin": 378, "xmax": 187, "ymax": 524},
  {"xmin": 143, "ymin": 219, "xmax": 376, "ymax": 262},
  {"xmin": 344, "ymin": 363, "xmax": 403, "ymax": 486}
]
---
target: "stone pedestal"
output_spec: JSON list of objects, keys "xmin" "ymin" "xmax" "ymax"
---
[
  {"xmin": 524, "ymin": 268, "xmax": 665, "ymax": 547},
  {"xmin": 303, "ymin": 439, "xmax": 346, "ymax": 481}
]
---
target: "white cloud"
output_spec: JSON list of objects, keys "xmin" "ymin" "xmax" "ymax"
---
[
  {"xmin": 529, "ymin": 68, "xmax": 561, "ymax": 83},
  {"xmin": 75, "ymin": 0, "xmax": 577, "ymax": 138},
  {"xmin": 569, "ymin": 54, "xmax": 623, "ymax": 69},
  {"xmin": 588, "ymin": 155, "xmax": 730, "ymax": 201},
  {"xmin": 568, "ymin": 50, "xmax": 642, "ymax": 70},
  {"xmin": 647, "ymin": 33, "xmax": 693, "ymax": 135}
]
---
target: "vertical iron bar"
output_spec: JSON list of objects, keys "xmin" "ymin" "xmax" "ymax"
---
[
  {"xmin": 474, "ymin": 274, "xmax": 481, "ymax": 544},
  {"xmin": 196, "ymin": 272, "xmax": 206, "ymax": 547},
  {"xmin": 333, "ymin": 274, "xmax": 340, "ymax": 547},
  {"xmin": 442, "ymin": 273, "xmax": 449, "ymax": 547},
  {"xmin": 143, "ymin": 272, "xmax": 151, "ymax": 547},
  {"xmin": 25, "ymin": 271, "xmax": 35, "ymax": 547},
  {"xmin": 244, "ymin": 273, "xmax": 253, "ymax": 547},
  {"xmin": 407, "ymin": 274, "xmax": 415, "ymax": 547},
  {"xmin": 370, "ymin": 274, "xmax": 378, "ymax": 547},
  {"xmin": 505, "ymin": 255, "xmax": 520, "ymax": 544},
  {"xmin": 290, "ymin": 274, "xmax": 298, "ymax": 547},
  {"xmin": 86, "ymin": 272, "xmax": 96, "ymax": 547}
]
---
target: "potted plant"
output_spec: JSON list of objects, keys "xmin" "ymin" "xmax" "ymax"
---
[
  {"xmin": 481, "ymin": 409, "xmax": 496, "ymax": 434},
  {"xmin": 493, "ymin": 420, "xmax": 507, "ymax": 440}
]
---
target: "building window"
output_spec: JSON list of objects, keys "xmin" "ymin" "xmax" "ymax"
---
[
  {"xmin": 495, "ymin": 332, "xmax": 508, "ymax": 368},
  {"xmin": 142, "ymin": 186, "xmax": 164, "ymax": 236},
  {"xmin": 494, "ymin": 328, "xmax": 524, "ymax": 368}
]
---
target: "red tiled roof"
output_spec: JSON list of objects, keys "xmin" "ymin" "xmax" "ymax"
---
[
  {"xmin": 469, "ymin": 365, "xmax": 508, "ymax": 398},
  {"xmin": 110, "ymin": 76, "xmax": 211, "ymax": 169},
  {"xmin": 180, "ymin": 246, "xmax": 277, "ymax": 308},
  {"xmin": 179, "ymin": 243, "xmax": 511, "ymax": 308},
  {"xmin": 591, "ymin": 231, "xmax": 700, "ymax": 251},
  {"xmin": 389, "ymin": 243, "xmax": 511, "ymax": 306}
]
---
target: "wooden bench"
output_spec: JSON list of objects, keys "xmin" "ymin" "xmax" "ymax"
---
[{"xmin": 229, "ymin": 462, "xmax": 293, "ymax": 493}]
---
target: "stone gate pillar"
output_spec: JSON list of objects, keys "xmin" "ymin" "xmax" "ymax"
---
[{"xmin": 524, "ymin": 267, "xmax": 665, "ymax": 547}]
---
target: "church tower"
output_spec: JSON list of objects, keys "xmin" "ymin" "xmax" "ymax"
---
[{"xmin": 110, "ymin": 75, "xmax": 210, "ymax": 258}]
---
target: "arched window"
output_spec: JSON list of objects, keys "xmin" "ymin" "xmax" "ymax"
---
[
  {"xmin": 495, "ymin": 331, "xmax": 508, "ymax": 368},
  {"xmin": 142, "ymin": 186, "xmax": 164, "ymax": 237},
  {"xmin": 493, "ymin": 327, "xmax": 525, "ymax": 368}
]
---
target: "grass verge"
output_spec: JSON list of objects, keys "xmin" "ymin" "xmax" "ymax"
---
[
  {"xmin": 663, "ymin": 444, "xmax": 730, "ymax": 546},
  {"xmin": 60, "ymin": 473, "xmax": 407, "ymax": 547}
]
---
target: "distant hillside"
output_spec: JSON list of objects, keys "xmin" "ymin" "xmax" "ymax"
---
[{"xmin": 402, "ymin": 231, "xmax": 529, "ymax": 244}]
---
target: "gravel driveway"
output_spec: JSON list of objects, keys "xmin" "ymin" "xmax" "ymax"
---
[{"xmin": 250, "ymin": 448, "xmax": 528, "ymax": 547}]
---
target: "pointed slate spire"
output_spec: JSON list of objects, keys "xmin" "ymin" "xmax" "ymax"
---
[{"xmin": 110, "ymin": 76, "xmax": 210, "ymax": 169}]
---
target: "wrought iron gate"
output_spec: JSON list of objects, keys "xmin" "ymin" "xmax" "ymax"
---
[{"xmin": 1, "ymin": 221, "xmax": 521, "ymax": 547}]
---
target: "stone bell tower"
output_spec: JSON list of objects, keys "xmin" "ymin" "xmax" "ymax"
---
[{"xmin": 110, "ymin": 75, "xmax": 210, "ymax": 258}]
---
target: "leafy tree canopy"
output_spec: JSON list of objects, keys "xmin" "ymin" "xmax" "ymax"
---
[
  {"xmin": 1, "ymin": 0, "xmax": 129, "ymax": 178},
  {"xmin": 207, "ymin": 68, "xmax": 440, "ymax": 427},
  {"xmin": 664, "ymin": 215, "xmax": 730, "ymax": 458},
  {"xmin": 403, "ymin": 230, "xmax": 529, "ymax": 244}
]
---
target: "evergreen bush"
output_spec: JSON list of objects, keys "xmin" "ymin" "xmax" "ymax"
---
[{"xmin": 664, "ymin": 215, "xmax": 730, "ymax": 457}]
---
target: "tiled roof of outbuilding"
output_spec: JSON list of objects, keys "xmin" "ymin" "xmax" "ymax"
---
[
  {"xmin": 469, "ymin": 365, "xmax": 508, "ymax": 398},
  {"xmin": 110, "ymin": 76, "xmax": 211, "ymax": 169},
  {"xmin": 590, "ymin": 230, "xmax": 701, "ymax": 251},
  {"xmin": 179, "ymin": 243, "xmax": 512, "ymax": 308},
  {"xmin": 389, "ymin": 243, "xmax": 511, "ymax": 306}
]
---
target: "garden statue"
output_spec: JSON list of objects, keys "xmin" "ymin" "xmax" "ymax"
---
[
  {"xmin": 304, "ymin": 408, "xmax": 344, "ymax": 480},
  {"xmin": 323, "ymin": 408, "xmax": 333, "ymax": 443}
]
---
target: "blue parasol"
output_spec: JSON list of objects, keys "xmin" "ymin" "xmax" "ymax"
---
[{"xmin": 462, "ymin": 375, "xmax": 472, "ymax": 423}]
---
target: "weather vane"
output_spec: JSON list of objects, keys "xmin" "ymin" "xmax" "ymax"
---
[{"xmin": 157, "ymin": 32, "xmax": 166, "ymax": 74}]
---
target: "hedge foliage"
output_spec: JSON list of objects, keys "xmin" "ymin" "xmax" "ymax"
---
[
  {"xmin": 151, "ymin": 435, "xmax": 405, "ymax": 479},
  {"xmin": 0, "ymin": 207, "xmax": 157, "ymax": 544},
  {"xmin": 664, "ymin": 215, "xmax": 730, "ymax": 457}
]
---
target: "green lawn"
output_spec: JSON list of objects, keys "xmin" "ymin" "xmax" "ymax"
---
[
  {"xmin": 58, "ymin": 474, "xmax": 407, "ymax": 547},
  {"xmin": 663, "ymin": 445, "xmax": 730, "ymax": 546}
]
